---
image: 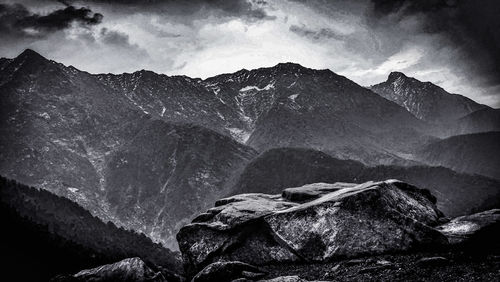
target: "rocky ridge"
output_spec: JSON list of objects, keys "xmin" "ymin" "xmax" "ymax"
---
[{"xmin": 371, "ymin": 72, "xmax": 486, "ymax": 124}]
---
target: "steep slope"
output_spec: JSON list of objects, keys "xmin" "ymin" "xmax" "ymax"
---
[
  {"xmin": 96, "ymin": 71, "xmax": 244, "ymax": 140},
  {"xmin": 204, "ymin": 63, "xmax": 430, "ymax": 165},
  {"xmin": 415, "ymin": 132, "xmax": 500, "ymax": 180},
  {"xmin": 231, "ymin": 148, "xmax": 500, "ymax": 217},
  {"xmin": 0, "ymin": 49, "xmax": 148, "ymax": 220},
  {"xmin": 0, "ymin": 50, "xmax": 256, "ymax": 249},
  {"xmin": 104, "ymin": 119, "xmax": 257, "ymax": 249},
  {"xmin": 371, "ymin": 72, "xmax": 486, "ymax": 124},
  {"xmin": 0, "ymin": 176, "xmax": 181, "ymax": 282}
]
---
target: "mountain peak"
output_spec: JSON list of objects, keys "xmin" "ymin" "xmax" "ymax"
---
[
  {"xmin": 387, "ymin": 71, "xmax": 408, "ymax": 82},
  {"xmin": 274, "ymin": 62, "xmax": 309, "ymax": 71},
  {"xmin": 17, "ymin": 49, "xmax": 46, "ymax": 61}
]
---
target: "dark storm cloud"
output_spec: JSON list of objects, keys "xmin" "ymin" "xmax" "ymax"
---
[
  {"xmin": 369, "ymin": 0, "xmax": 500, "ymax": 89},
  {"xmin": 98, "ymin": 27, "xmax": 144, "ymax": 52},
  {"xmin": 72, "ymin": 0, "xmax": 274, "ymax": 21},
  {"xmin": 0, "ymin": 3, "xmax": 102, "ymax": 38},
  {"xmin": 289, "ymin": 24, "xmax": 346, "ymax": 41}
]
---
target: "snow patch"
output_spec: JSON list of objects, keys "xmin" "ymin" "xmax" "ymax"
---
[
  {"xmin": 68, "ymin": 187, "xmax": 79, "ymax": 193},
  {"xmin": 288, "ymin": 94, "xmax": 299, "ymax": 102},
  {"xmin": 227, "ymin": 127, "xmax": 251, "ymax": 143},
  {"xmin": 239, "ymin": 82, "xmax": 275, "ymax": 92},
  {"xmin": 40, "ymin": 112, "xmax": 50, "ymax": 120}
]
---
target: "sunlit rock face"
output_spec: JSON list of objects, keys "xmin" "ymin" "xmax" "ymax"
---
[
  {"xmin": 177, "ymin": 180, "xmax": 447, "ymax": 276},
  {"xmin": 437, "ymin": 209, "xmax": 500, "ymax": 245}
]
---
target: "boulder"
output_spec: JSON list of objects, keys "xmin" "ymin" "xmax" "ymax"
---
[
  {"xmin": 177, "ymin": 180, "xmax": 447, "ymax": 275},
  {"xmin": 70, "ymin": 257, "xmax": 166, "ymax": 282},
  {"xmin": 191, "ymin": 261, "xmax": 265, "ymax": 282},
  {"xmin": 259, "ymin": 276, "xmax": 328, "ymax": 282},
  {"xmin": 436, "ymin": 209, "xmax": 500, "ymax": 245}
]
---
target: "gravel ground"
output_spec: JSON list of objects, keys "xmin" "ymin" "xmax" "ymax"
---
[{"xmin": 259, "ymin": 251, "xmax": 500, "ymax": 281}]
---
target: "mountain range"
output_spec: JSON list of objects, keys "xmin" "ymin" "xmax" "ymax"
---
[{"xmin": 1, "ymin": 49, "xmax": 499, "ymax": 250}]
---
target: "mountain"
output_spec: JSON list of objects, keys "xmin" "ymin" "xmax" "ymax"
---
[
  {"xmin": 104, "ymin": 120, "xmax": 256, "ymax": 249},
  {"xmin": 0, "ymin": 49, "xmax": 148, "ymax": 219},
  {"xmin": 95, "ymin": 70, "xmax": 244, "ymax": 140},
  {"xmin": 99, "ymin": 62, "xmax": 431, "ymax": 165},
  {"xmin": 415, "ymin": 132, "xmax": 500, "ymax": 180},
  {"xmin": 371, "ymin": 72, "xmax": 487, "ymax": 124},
  {"xmin": 231, "ymin": 148, "xmax": 500, "ymax": 217},
  {"xmin": 0, "ymin": 49, "xmax": 495, "ymax": 251},
  {"xmin": 0, "ymin": 176, "xmax": 181, "ymax": 282},
  {"xmin": 204, "ymin": 63, "xmax": 430, "ymax": 165},
  {"xmin": 0, "ymin": 49, "xmax": 256, "ymax": 249},
  {"xmin": 453, "ymin": 108, "xmax": 500, "ymax": 135}
]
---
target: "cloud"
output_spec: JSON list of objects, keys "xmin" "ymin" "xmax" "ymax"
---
[
  {"xmin": 99, "ymin": 28, "xmax": 131, "ymax": 46},
  {"xmin": 70, "ymin": 0, "xmax": 275, "ymax": 22},
  {"xmin": 372, "ymin": 47, "xmax": 424, "ymax": 75},
  {"xmin": 289, "ymin": 24, "xmax": 346, "ymax": 41},
  {"xmin": 0, "ymin": 3, "xmax": 102, "ymax": 38},
  {"xmin": 367, "ymin": 0, "xmax": 500, "ymax": 98}
]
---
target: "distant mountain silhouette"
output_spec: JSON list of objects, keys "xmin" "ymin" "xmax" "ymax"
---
[
  {"xmin": 416, "ymin": 132, "xmax": 500, "ymax": 180},
  {"xmin": 231, "ymin": 148, "xmax": 500, "ymax": 217},
  {"xmin": 453, "ymin": 108, "xmax": 500, "ymax": 135}
]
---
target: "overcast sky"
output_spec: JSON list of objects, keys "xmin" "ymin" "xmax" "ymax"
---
[{"xmin": 1, "ymin": 0, "xmax": 499, "ymax": 107}]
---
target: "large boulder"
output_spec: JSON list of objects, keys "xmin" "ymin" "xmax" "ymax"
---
[
  {"xmin": 177, "ymin": 180, "xmax": 447, "ymax": 275},
  {"xmin": 64, "ymin": 257, "xmax": 166, "ymax": 282}
]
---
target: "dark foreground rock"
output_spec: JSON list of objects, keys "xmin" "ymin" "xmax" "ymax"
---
[
  {"xmin": 53, "ymin": 257, "xmax": 167, "ymax": 282},
  {"xmin": 191, "ymin": 261, "xmax": 265, "ymax": 282},
  {"xmin": 177, "ymin": 180, "xmax": 448, "ymax": 275},
  {"xmin": 259, "ymin": 276, "xmax": 328, "ymax": 282},
  {"xmin": 259, "ymin": 251, "xmax": 500, "ymax": 282}
]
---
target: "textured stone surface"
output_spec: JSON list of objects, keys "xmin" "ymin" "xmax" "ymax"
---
[
  {"xmin": 177, "ymin": 180, "xmax": 447, "ymax": 275},
  {"xmin": 437, "ymin": 209, "xmax": 500, "ymax": 244}
]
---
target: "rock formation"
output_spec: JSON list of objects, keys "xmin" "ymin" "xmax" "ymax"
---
[{"xmin": 177, "ymin": 180, "xmax": 448, "ymax": 275}]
